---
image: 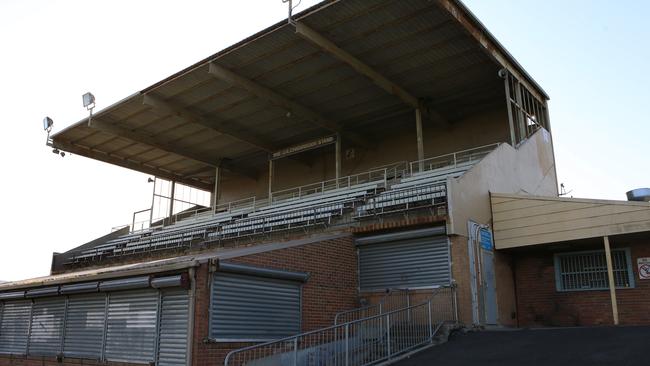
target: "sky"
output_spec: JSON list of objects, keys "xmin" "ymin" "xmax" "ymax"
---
[{"xmin": 0, "ymin": 0, "xmax": 648, "ymax": 281}]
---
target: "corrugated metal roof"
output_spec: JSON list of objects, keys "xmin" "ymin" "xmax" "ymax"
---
[{"xmin": 51, "ymin": 0, "xmax": 547, "ymax": 190}]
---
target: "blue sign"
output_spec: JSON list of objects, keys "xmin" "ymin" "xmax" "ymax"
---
[{"xmin": 479, "ymin": 228, "xmax": 493, "ymax": 251}]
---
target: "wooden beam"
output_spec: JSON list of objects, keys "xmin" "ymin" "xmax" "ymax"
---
[
  {"xmin": 142, "ymin": 93, "xmax": 276, "ymax": 152},
  {"xmin": 603, "ymin": 236, "xmax": 620, "ymax": 325},
  {"xmin": 294, "ymin": 22, "xmax": 448, "ymax": 125},
  {"xmin": 207, "ymin": 63, "xmax": 371, "ymax": 148},
  {"xmin": 51, "ymin": 139, "xmax": 214, "ymax": 191},
  {"xmin": 88, "ymin": 118, "xmax": 220, "ymax": 168}
]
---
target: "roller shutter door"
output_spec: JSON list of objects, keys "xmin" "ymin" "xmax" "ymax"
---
[
  {"xmin": 358, "ymin": 227, "xmax": 450, "ymax": 291},
  {"xmin": 210, "ymin": 272, "xmax": 301, "ymax": 341},
  {"xmin": 63, "ymin": 293, "xmax": 106, "ymax": 359},
  {"xmin": 157, "ymin": 289, "xmax": 189, "ymax": 366},
  {"xmin": 104, "ymin": 289, "xmax": 158, "ymax": 363},
  {"xmin": 28, "ymin": 297, "xmax": 66, "ymax": 355},
  {"xmin": 0, "ymin": 300, "xmax": 31, "ymax": 354}
]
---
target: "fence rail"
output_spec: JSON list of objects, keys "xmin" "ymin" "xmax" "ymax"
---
[
  {"xmin": 270, "ymin": 168, "xmax": 390, "ymax": 204},
  {"xmin": 224, "ymin": 286, "xmax": 457, "ymax": 366},
  {"xmin": 409, "ymin": 143, "xmax": 500, "ymax": 175},
  {"xmin": 334, "ymin": 289, "xmax": 410, "ymax": 325}
]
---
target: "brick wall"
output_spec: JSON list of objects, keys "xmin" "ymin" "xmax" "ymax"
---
[
  {"xmin": 494, "ymin": 250, "xmax": 517, "ymax": 326},
  {"xmin": 192, "ymin": 235, "xmax": 358, "ymax": 366},
  {"xmin": 515, "ymin": 240, "xmax": 650, "ymax": 327},
  {"xmin": 450, "ymin": 235, "xmax": 473, "ymax": 325}
]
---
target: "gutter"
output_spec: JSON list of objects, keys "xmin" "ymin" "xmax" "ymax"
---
[{"xmin": 0, "ymin": 259, "xmax": 199, "ymax": 292}]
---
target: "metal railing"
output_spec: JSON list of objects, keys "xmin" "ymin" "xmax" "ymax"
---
[
  {"xmin": 131, "ymin": 208, "xmax": 154, "ymax": 232},
  {"xmin": 224, "ymin": 286, "xmax": 457, "ymax": 366},
  {"xmin": 209, "ymin": 199, "xmax": 353, "ymax": 242},
  {"xmin": 334, "ymin": 289, "xmax": 410, "ymax": 325},
  {"xmin": 409, "ymin": 143, "xmax": 500, "ymax": 175},
  {"xmin": 270, "ymin": 167, "xmax": 392, "ymax": 204}
]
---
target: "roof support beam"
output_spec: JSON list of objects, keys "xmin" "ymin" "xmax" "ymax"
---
[
  {"xmin": 88, "ymin": 118, "xmax": 219, "ymax": 168},
  {"xmin": 294, "ymin": 22, "xmax": 448, "ymax": 126},
  {"xmin": 51, "ymin": 139, "xmax": 214, "ymax": 191},
  {"xmin": 142, "ymin": 93, "xmax": 276, "ymax": 152},
  {"xmin": 207, "ymin": 62, "xmax": 372, "ymax": 148},
  {"xmin": 87, "ymin": 118, "xmax": 258, "ymax": 180}
]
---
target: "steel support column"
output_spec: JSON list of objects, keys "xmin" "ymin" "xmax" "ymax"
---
[
  {"xmin": 335, "ymin": 134, "xmax": 342, "ymax": 181},
  {"xmin": 603, "ymin": 236, "xmax": 619, "ymax": 325},
  {"xmin": 268, "ymin": 159, "xmax": 274, "ymax": 201},
  {"xmin": 503, "ymin": 72, "xmax": 516, "ymax": 146},
  {"xmin": 415, "ymin": 108, "xmax": 425, "ymax": 172},
  {"xmin": 168, "ymin": 181, "xmax": 176, "ymax": 220},
  {"xmin": 212, "ymin": 166, "xmax": 221, "ymax": 210}
]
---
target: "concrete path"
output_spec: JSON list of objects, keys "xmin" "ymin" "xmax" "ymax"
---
[{"xmin": 396, "ymin": 326, "xmax": 649, "ymax": 366}]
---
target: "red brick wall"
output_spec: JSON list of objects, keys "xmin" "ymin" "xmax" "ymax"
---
[
  {"xmin": 192, "ymin": 235, "xmax": 359, "ymax": 366},
  {"xmin": 515, "ymin": 240, "xmax": 650, "ymax": 327}
]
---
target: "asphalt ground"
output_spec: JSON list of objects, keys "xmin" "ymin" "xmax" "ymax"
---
[{"xmin": 397, "ymin": 326, "xmax": 650, "ymax": 366}]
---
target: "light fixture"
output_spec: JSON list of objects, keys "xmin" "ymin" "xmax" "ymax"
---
[
  {"xmin": 43, "ymin": 116, "xmax": 55, "ymax": 147},
  {"xmin": 82, "ymin": 92, "xmax": 95, "ymax": 109},
  {"xmin": 83, "ymin": 92, "xmax": 96, "ymax": 127},
  {"xmin": 42, "ymin": 116, "xmax": 53, "ymax": 132},
  {"xmin": 147, "ymin": 177, "xmax": 155, "ymax": 183}
]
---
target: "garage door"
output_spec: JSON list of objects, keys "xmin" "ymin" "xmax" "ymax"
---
[{"xmin": 357, "ymin": 227, "xmax": 450, "ymax": 291}]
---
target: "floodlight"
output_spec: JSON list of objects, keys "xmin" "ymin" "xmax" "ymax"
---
[
  {"xmin": 43, "ymin": 116, "xmax": 53, "ymax": 132},
  {"xmin": 82, "ymin": 92, "xmax": 95, "ymax": 109}
]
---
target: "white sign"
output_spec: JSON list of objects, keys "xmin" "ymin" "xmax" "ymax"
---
[
  {"xmin": 638, "ymin": 258, "xmax": 650, "ymax": 280},
  {"xmin": 272, "ymin": 135, "xmax": 336, "ymax": 160}
]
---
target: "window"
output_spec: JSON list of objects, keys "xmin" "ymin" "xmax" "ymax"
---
[{"xmin": 554, "ymin": 249, "xmax": 635, "ymax": 291}]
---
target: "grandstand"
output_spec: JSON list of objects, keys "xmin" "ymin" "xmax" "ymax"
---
[{"xmin": 0, "ymin": 1, "xmax": 559, "ymax": 366}]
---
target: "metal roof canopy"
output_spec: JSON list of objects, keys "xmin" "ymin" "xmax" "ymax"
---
[{"xmin": 51, "ymin": 0, "xmax": 548, "ymax": 191}]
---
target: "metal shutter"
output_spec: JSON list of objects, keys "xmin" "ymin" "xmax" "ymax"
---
[
  {"xmin": 104, "ymin": 289, "xmax": 158, "ymax": 363},
  {"xmin": 63, "ymin": 293, "xmax": 106, "ymax": 359},
  {"xmin": 157, "ymin": 289, "xmax": 189, "ymax": 366},
  {"xmin": 28, "ymin": 297, "xmax": 66, "ymax": 355},
  {"xmin": 0, "ymin": 300, "xmax": 31, "ymax": 354},
  {"xmin": 210, "ymin": 272, "xmax": 301, "ymax": 341},
  {"xmin": 358, "ymin": 229, "xmax": 450, "ymax": 291}
]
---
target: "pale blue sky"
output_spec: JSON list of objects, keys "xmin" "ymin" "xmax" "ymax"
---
[
  {"xmin": 0, "ymin": 0, "xmax": 647, "ymax": 280},
  {"xmin": 464, "ymin": 0, "xmax": 650, "ymax": 200}
]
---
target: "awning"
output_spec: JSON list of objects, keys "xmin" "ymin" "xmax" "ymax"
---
[{"xmin": 491, "ymin": 193, "xmax": 650, "ymax": 249}]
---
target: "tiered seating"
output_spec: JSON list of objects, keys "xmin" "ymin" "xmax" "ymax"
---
[
  {"xmin": 71, "ymin": 145, "xmax": 497, "ymax": 262},
  {"xmin": 357, "ymin": 162, "xmax": 475, "ymax": 217},
  {"xmin": 209, "ymin": 181, "xmax": 382, "ymax": 240},
  {"xmin": 72, "ymin": 181, "xmax": 382, "ymax": 262}
]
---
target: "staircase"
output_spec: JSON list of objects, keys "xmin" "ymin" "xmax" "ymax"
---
[{"xmin": 224, "ymin": 286, "xmax": 457, "ymax": 366}]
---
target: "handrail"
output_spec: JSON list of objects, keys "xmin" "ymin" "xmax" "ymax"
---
[
  {"xmin": 334, "ymin": 288, "xmax": 409, "ymax": 325},
  {"xmin": 223, "ymin": 286, "xmax": 457, "ymax": 366},
  {"xmin": 270, "ymin": 167, "xmax": 389, "ymax": 203},
  {"xmin": 409, "ymin": 142, "xmax": 500, "ymax": 175}
]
